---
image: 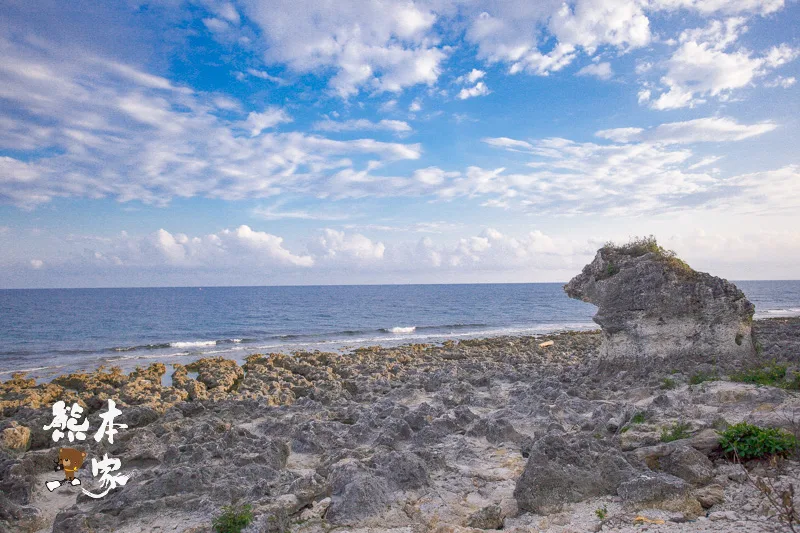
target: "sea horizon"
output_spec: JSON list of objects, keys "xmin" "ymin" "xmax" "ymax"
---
[{"xmin": 2, "ymin": 278, "xmax": 799, "ymax": 291}]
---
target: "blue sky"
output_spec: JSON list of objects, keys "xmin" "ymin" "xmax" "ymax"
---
[{"xmin": 1, "ymin": 0, "xmax": 798, "ymax": 288}]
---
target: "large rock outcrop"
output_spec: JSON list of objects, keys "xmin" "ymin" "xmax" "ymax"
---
[{"xmin": 565, "ymin": 238, "xmax": 756, "ymax": 370}]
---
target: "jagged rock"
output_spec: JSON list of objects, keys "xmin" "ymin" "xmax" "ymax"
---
[
  {"xmin": 370, "ymin": 450, "xmax": 429, "ymax": 490},
  {"xmin": 185, "ymin": 357, "xmax": 244, "ymax": 393},
  {"xmin": 1, "ymin": 422, "xmax": 31, "ymax": 453},
  {"xmin": 129, "ymin": 363, "xmax": 166, "ymax": 384},
  {"xmin": 514, "ymin": 434, "xmax": 637, "ymax": 514},
  {"xmin": 172, "ymin": 365, "xmax": 209, "ymax": 401},
  {"xmin": 467, "ymin": 504, "xmax": 504, "ymax": 530},
  {"xmin": 633, "ymin": 443, "xmax": 714, "ymax": 485},
  {"xmin": 564, "ymin": 239, "xmax": 756, "ymax": 370},
  {"xmin": 325, "ymin": 459, "xmax": 391, "ymax": 524}
]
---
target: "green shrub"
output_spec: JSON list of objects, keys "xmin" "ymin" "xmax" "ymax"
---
[
  {"xmin": 213, "ymin": 503, "xmax": 254, "ymax": 533},
  {"xmin": 661, "ymin": 421, "xmax": 692, "ymax": 442},
  {"xmin": 595, "ymin": 505, "xmax": 608, "ymax": 520},
  {"xmin": 631, "ymin": 412, "xmax": 647, "ymax": 424},
  {"xmin": 601, "ymin": 236, "xmax": 695, "ymax": 278},
  {"xmin": 689, "ymin": 371, "xmax": 718, "ymax": 385},
  {"xmin": 661, "ymin": 377, "xmax": 677, "ymax": 390},
  {"xmin": 730, "ymin": 363, "xmax": 787, "ymax": 387},
  {"xmin": 720, "ymin": 422, "xmax": 797, "ymax": 460}
]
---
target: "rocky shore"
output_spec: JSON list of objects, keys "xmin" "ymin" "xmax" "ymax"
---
[
  {"xmin": 2, "ymin": 243, "xmax": 799, "ymax": 533},
  {"xmin": 0, "ymin": 317, "xmax": 797, "ymax": 533}
]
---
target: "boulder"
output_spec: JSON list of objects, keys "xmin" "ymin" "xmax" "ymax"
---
[
  {"xmin": 514, "ymin": 434, "xmax": 637, "ymax": 514},
  {"xmin": 659, "ymin": 446, "xmax": 714, "ymax": 485},
  {"xmin": 565, "ymin": 238, "xmax": 756, "ymax": 371},
  {"xmin": 617, "ymin": 472, "xmax": 688, "ymax": 503}
]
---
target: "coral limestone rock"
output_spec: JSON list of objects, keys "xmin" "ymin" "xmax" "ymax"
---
[{"xmin": 565, "ymin": 238, "xmax": 755, "ymax": 370}]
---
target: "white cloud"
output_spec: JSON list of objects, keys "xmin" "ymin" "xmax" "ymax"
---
[
  {"xmin": 596, "ymin": 117, "xmax": 777, "ymax": 144},
  {"xmin": 245, "ymin": 68, "xmax": 285, "ymax": 84},
  {"xmin": 252, "ymin": 202, "xmax": 351, "ymax": 221},
  {"xmin": 467, "ymin": 133, "xmax": 794, "ymax": 216},
  {"xmin": 457, "ymin": 81, "xmax": 491, "ymax": 99},
  {"xmin": 765, "ymin": 76, "xmax": 797, "ymax": 88},
  {"xmin": 647, "ymin": 18, "xmax": 799, "ymax": 109},
  {"xmin": 576, "ymin": 62, "xmax": 613, "ymax": 80},
  {"xmin": 648, "ymin": 0, "xmax": 784, "ymax": 15},
  {"xmin": 465, "ymin": 1, "xmax": 649, "ymax": 76},
  {"xmin": 0, "ymin": 38, "xmax": 423, "ymax": 207},
  {"xmin": 413, "ymin": 166, "xmax": 459, "ymax": 186},
  {"xmin": 409, "ymin": 98, "xmax": 422, "ymax": 112},
  {"xmin": 243, "ymin": 107, "xmax": 293, "ymax": 136},
  {"xmin": 100, "ymin": 226, "xmax": 314, "ymax": 269},
  {"xmin": 30, "ymin": 259, "xmax": 44, "ymax": 269},
  {"xmin": 688, "ymin": 155, "xmax": 723, "ymax": 169},
  {"xmin": 313, "ymin": 118, "xmax": 412, "ymax": 133},
  {"xmin": 240, "ymin": 0, "xmax": 445, "ymax": 97},
  {"xmin": 455, "ymin": 69, "xmax": 486, "ymax": 84},
  {"xmin": 312, "ymin": 229, "xmax": 385, "ymax": 262}
]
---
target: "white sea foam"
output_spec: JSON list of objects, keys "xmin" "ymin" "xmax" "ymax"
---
[
  {"xmin": 0, "ymin": 365, "xmax": 60, "ymax": 376},
  {"xmin": 170, "ymin": 340, "xmax": 217, "ymax": 348},
  {"xmin": 757, "ymin": 308, "xmax": 800, "ymax": 318},
  {"xmin": 388, "ymin": 326, "xmax": 416, "ymax": 334}
]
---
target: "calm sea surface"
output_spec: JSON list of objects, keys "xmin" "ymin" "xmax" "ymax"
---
[{"xmin": 1, "ymin": 281, "xmax": 798, "ymax": 381}]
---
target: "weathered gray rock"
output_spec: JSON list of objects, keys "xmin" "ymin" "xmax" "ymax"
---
[
  {"xmin": 565, "ymin": 240, "xmax": 756, "ymax": 370},
  {"xmin": 325, "ymin": 459, "xmax": 391, "ymax": 524},
  {"xmin": 659, "ymin": 445, "xmax": 714, "ymax": 485},
  {"xmin": 693, "ymin": 484, "xmax": 725, "ymax": 508},
  {"xmin": 514, "ymin": 434, "xmax": 637, "ymax": 514},
  {"xmin": 467, "ymin": 504, "xmax": 504, "ymax": 529},
  {"xmin": 617, "ymin": 472, "xmax": 688, "ymax": 503}
]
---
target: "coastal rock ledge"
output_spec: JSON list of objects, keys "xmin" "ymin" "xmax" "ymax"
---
[{"xmin": 565, "ymin": 237, "xmax": 756, "ymax": 370}]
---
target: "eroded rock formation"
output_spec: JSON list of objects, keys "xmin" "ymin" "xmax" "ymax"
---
[{"xmin": 565, "ymin": 238, "xmax": 756, "ymax": 370}]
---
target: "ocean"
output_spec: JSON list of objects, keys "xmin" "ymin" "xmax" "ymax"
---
[{"xmin": 1, "ymin": 281, "xmax": 799, "ymax": 382}]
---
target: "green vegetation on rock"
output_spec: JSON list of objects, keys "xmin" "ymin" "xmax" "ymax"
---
[
  {"xmin": 720, "ymin": 422, "xmax": 797, "ymax": 460},
  {"xmin": 689, "ymin": 371, "xmax": 718, "ymax": 385},
  {"xmin": 661, "ymin": 421, "xmax": 692, "ymax": 442},
  {"xmin": 601, "ymin": 235, "xmax": 696, "ymax": 277},
  {"xmin": 212, "ymin": 503, "xmax": 254, "ymax": 533},
  {"xmin": 730, "ymin": 362, "xmax": 800, "ymax": 390}
]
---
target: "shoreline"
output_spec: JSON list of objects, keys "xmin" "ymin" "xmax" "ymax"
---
[
  {"xmin": 3, "ymin": 315, "xmax": 800, "ymax": 385},
  {"xmin": 1, "ymin": 322, "xmax": 603, "ymax": 384}
]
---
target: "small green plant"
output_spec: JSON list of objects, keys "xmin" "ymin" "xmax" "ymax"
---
[
  {"xmin": 689, "ymin": 371, "xmax": 718, "ymax": 385},
  {"xmin": 213, "ymin": 503, "xmax": 254, "ymax": 533},
  {"xmin": 785, "ymin": 371, "xmax": 800, "ymax": 391},
  {"xmin": 731, "ymin": 362, "xmax": 787, "ymax": 387},
  {"xmin": 720, "ymin": 422, "xmax": 797, "ymax": 460},
  {"xmin": 661, "ymin": 421, "xmax": 692, "ymax": 442},
  {"xmin": 661, "ymin": 377, "xmax": 677, "ymax": 390},
  {"xmin": 595, "ymin": 505, "xmax": 608, "ymax": 520},
  {"xmin": 631, "ymin": 411, "xmax": 646, "ymax": 424}
]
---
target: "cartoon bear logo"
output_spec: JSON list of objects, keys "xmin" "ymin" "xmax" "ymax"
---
[{"xmin": 46, "ymin": 447, "xmax": 86, "ymax": 492}]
